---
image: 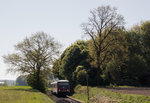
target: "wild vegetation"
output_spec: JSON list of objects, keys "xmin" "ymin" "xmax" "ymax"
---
[
  {"xmin": 52, "ymin": 5, "xmax": 150, "ymax": 90},
  {"xmin": 0, "ymin": 86, "xmax": 54, "ymax": 103},
  {"xmin": 2, "ymin": 5, "xmax": 150, "ymax": 103},
  {"xmin": 72, "ymin": 85, "xmax": 150, "ymax": 103}
]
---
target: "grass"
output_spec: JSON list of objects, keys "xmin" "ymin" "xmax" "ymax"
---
[
  {"xmin": 72, "ymin": 85, "xmax": 150, "ymax": 103},
  {"xmin": 0, "ymin": 86, "xmax": 54, "ymax": 103},
  {"xmin": 106, "ymin": 84, "xmax": 135, "ymax": 88}
]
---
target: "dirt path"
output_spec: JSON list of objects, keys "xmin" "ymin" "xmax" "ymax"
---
[{"xmin": 104, "ymin": 87, "xmax": 150, "ymax": 96}]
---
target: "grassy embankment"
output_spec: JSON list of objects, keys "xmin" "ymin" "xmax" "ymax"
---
[
  {"xmin": 72, "ymin": 85, "xmax": 150, "ymax": 103},
  {"xmin": 0, "ymin": 86, "xmax": 54, "ymax": 103}
]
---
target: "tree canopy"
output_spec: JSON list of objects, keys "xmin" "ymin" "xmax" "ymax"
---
[
  {"xmin": 3, "ymin": 32, "xmax": 61, "ymax": 92},
  {"xmin": 52, "ymin": 6, "xmax": 150, "ymax": 88},
  {"xmin": 3, "ymin": 5, "xmax": 150, "ymax": 92},
  {"xmin": 81, "ymin": 5, "xmax": 125, "ymax": 85}
]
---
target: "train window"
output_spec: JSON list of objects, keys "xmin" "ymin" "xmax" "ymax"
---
[
  {"xmin": 58, "ymin": 82, "xmax": 69, "ymax": 85},
  {"xmin": 58, "ymin": 82, "xmax": 69, "ymax": 89}
]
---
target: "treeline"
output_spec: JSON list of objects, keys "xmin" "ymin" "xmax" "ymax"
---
[
  {"xmin": 16, "ymin": 75, "xmax": 27, "ymax": 86},
  {"xmin": 3, "ymin": 5, "xmax": 150, "ymax": 93},
  {"xmin": 52, "ymin": 6, "xmax": 150, "ymax": 89}
]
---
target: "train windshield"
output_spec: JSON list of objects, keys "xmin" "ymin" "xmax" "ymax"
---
[{"xmin": 58, "ymin": 82, "xmax": 69, "ymax": 89}]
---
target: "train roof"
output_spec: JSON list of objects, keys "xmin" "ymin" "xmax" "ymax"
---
[{"xmin": 51, "ymin": 80, "xmax": 69, "ymax": 84}]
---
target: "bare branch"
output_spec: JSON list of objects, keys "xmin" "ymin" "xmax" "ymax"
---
[
  {"xmin": 81, "ymin": 5, "xmax": 124, "ymax": 75},
  {"xmin": 3, "ymin": 32, "xmax": 62, "ymax": 76}
]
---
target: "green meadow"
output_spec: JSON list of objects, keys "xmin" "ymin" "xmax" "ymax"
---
[
  {"xmin": 0, "ymin": 86, "xmax": 54, "ymax": 103},
  {"xmin": 72, "ymin": 85, "xmax": 150, "ymax": 103}
]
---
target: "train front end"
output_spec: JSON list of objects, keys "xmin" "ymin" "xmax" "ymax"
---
[{"xmin": 57, "ymin": 80, "xmax": 70, "ymax": 96}]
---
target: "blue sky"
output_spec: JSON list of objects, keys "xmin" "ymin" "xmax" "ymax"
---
[{"xmin": 0, "ymin": 0, "xmax": 150, "ymax": 80}]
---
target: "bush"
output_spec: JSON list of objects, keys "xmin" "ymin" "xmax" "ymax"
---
[
  {"xmin": 27, "ymin": 73, "xmax": 48, "ymax": 93},
  {"xmin": 76, "ymin": 69, "xmax": 87, "ymax": 85}
]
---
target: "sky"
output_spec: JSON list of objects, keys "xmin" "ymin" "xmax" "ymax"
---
[{"xmin": 0, "ymin": 0, "xmax": 150, "ymax": 80}]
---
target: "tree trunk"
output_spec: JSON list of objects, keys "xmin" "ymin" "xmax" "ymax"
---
[
  {"xmin": 96, "ymin": 53, "xmax": 101, "ymax": 86},
  {"xmin": 36, "ymin": 66, "xmax": 41, "ymax": 89},
  {"xmin": 96, "ymin": 65, "xmax": 101, "ymax": 86}
]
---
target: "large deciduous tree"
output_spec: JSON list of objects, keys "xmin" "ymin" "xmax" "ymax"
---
[
  {"xmin": 81, "ymin": 5, "xmax": 124, "ymax": 85},
  {"xmin": 3, "ymin": 32, "xmax": 61, "ymax": 92},
  {"xmin": 52, "ymin": 40, "xmax": 90, "ymax": 90}
]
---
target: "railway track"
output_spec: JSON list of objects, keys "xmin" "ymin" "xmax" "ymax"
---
[
  {"xmin": 62, "ymin": 96, "xmax": 81, "ymax": 103},
  {"xmin": 49, "ymin": 92, "xmax": 81, "ymax": 103}
]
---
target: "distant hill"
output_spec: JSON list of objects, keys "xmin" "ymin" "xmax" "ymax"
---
[{"xmin": 0, "ymin": 80, "xmax": 16, "ymax": 85}]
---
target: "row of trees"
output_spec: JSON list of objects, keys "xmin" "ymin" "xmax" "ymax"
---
[
  {"xmin": 52, "ymin": 6, "xmax": 150, "ymax": 89},
  {"xmin": 3, "ymin": 5, "xmax": 150, "ymax": 93}
]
